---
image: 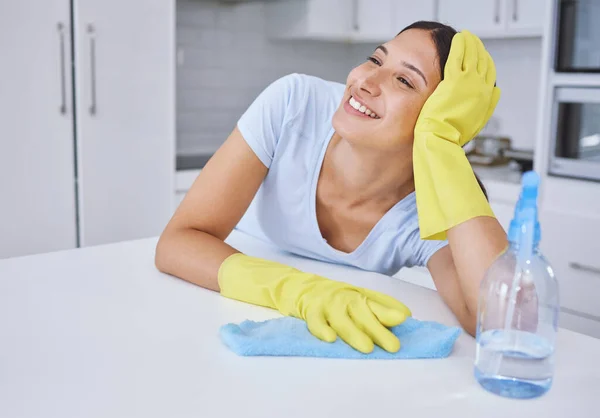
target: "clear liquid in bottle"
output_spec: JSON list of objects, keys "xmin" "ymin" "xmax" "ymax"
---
[{"xmin": 474, "ymin": 171, "xmax": 559, "ymax": 399}]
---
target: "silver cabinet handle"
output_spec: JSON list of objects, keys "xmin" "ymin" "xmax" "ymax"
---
[
  {"xmin": 87, "ymin": 24, "xmax": 97, "ymax": 116},
  {"xmin": 352, "ymin": 0, "xmax": 359, "ymax": 31},
  {"xmin": 57, "ymin": 22, "xmax": 67, "ymax": 115},
  {"xmin": 569, "ymin": 262, "xmax": 600, "ymax": 276},
  {"xmin": 513, "ymin": 0, "xmax": 518, "ymax": 21},
  {"xmin": 494, "ymin": 0, "xmax": 500, "ymax": 23}
]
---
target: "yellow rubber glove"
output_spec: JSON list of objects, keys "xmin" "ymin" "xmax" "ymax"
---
[
  {"xmin": 218, "ymin": 253, "xmax": 412, "ymax": 354},
  {"xmin": 413, "ymin": 30, "xmax": 500, "ymax": 240}
]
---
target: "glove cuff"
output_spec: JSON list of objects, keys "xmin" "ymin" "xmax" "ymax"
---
[{"xmin": 413, "ymin": 132, "xmax": 495, "ymax": 240}]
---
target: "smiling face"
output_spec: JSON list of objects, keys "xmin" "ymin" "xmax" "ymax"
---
[{"xmin": 332, "ymin": 28, "xmax": 443, "ymax": 151}]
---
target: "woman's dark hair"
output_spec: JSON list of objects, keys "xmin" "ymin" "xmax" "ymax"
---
[
  {"xmin": 397, "ymin": 21, "xmax": 489, "ymax": 201},
  {"xmin": 398, "ymin": 21, "xmax": 458, "ymax": 81}
]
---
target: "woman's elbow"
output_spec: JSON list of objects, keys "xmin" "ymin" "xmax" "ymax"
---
[
  {"xmin": 460, "ymin": 307, "xmax": 478, "ymax": 338},
  {"xmin": 154, "ymin": 229, "xmax": 174, "ymax": 274}
]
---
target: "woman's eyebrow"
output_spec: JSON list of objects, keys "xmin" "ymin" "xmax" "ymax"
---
[
  {"xmin": 375, "ymin": 44, "xmax": 388, "ymax": 55},
  {"xmin": 374, "ymin": 45, "xmax": 428, "ymax": 87},
  {"xmin": 401, "ymin": 61, "xmax": 428, "ymax": 86}
]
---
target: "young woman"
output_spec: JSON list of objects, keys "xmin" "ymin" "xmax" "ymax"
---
[{"xmin": 155, "ymin": 21, "xmax": 507, "ymax": 354}]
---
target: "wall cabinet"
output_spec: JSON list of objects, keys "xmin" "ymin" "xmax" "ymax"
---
[
  {"xmin": 265, "ymin": 0, "xmax": 353, "ymax": 41},
  {"xmin": 437, "ymin": 0, "xmax": 545, "ymax": 38},
  {"xmin": 505, "ymin": 0, "xmax": 548, "ymax": 32},
  {"xmin": 391, "ymin": 0, "xmax": 438, "ymax": 34},
  {"xmin": 354, "ymin": 0, "xmax": 396, "ymax": 42},
  {"xmin": 437, "ymin": 0, "xmax": 505, "ymax": 37},
  {"xmin": 0, "ymin": 0, "xmax": 175, "ymax": 259},
  {"xmin": 267, "ymin": 0, "xmax": 544, "ymax": 42},
  {"xmin": 266, "ymin": 0, "xmax": 436, "ymax": 42}
]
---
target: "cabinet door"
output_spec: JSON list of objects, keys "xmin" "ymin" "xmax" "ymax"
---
[
  {"xmin": 73, "ymin": 0, "xmax": 175, "ymax": 246},
  {"xmin": 354, "ymin": 0, "xmax": 395, "ymax": 41},
  {"xmin": 505, "ymin": 0, "xmax": 546, "ymax": 34},
  {"xmin": 266, "ymin": 0, "xmax": 351, "ymax": 40},
  {"xmin": 308, "ymin": 0, "xmax": 352, "ymax": 38},
  {"xmin": 437, "ymin": 0, "xmax": 504, "ymax": 37},
  {"xmin": 391, "ymin": 0, "xmax": 437, "ymax": 33},
  {"xmin": 539, "ymin": 209, "xmax": 600, "ymax": 320},
  {"xmin": 0, "ymin": 0, "xmax": 77, "ymax": 258}
]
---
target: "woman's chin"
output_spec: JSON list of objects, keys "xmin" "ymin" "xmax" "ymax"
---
[{"xmin": 333, "ymin": 112, "xmax": 371, "ymax": 137}]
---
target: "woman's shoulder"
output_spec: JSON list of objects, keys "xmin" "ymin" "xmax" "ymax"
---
[
  {"xmin": 274, "ymin": 72, "xmax": 345, "ymax": 91},
  {"xmin": 270, "ymin": 73, "xmax": 346, "ymax": 111}
]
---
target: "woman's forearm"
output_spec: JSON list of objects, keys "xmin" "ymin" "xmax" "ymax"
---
[
  {"xmin": 155, "ymin": 227, "xmax": 239, "ymax": 292},
  {"xmin": 446, "ymin": 216, "xmax": 508, "ymax": 317}
]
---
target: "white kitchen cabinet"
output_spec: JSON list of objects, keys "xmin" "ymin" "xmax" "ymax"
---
[
  {"xmin": 437, "ymin": 0, "xmax": 505, "ymax": 37},
  {"xmin": 559, "ymin": 308, "xmax": 600, "ymax": 339},
  {"xmin": 391, "ymin": 0, "xmax": 437, "ymax": 33},
  {"xmin": 266, "ymin": 0, "xmax": 352, "ymax": 41},
  {"xmin": 539, "ymin": 209, "xmax": 600, "ymax": 321},
  {"xmin": 353, "ymin": 0, "xmax": 438, "ymax": 41},
  {"xmin": 266, "ymin": 0, "xmax": 435, "ymax": 42},
  {"xmin": 0, "ymin": 0, "xmax": 174, "ymax": 259},
  {"xmin": 437, "ymin": 0, "xmax": 543, "ymax": 38},
  {"xmin": 0, "ymin": 0, "xmax": 78, "ymax": 259},
  {"xmin": 267, "ymin": 0, "xmax": 542, "ymax": 42},
  {"xmin": 354, "ymin": 0, "xmax": 395, "ymax": 42},
  {"xmin": 73, "ymin": 0, "xmax": 175, "ymax": 246},
  {"xmin": 505, "ymin": 0, "xmax": 547, "ymax": 33}
]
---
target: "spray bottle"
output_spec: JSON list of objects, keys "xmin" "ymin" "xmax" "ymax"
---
[{"xmin": 474, "ymin": 171, "xmax": 560, "ymax": 399}]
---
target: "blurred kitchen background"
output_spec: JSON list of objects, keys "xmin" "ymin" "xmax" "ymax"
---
[
  {"xmin": 175, "ymin": 0, "xmax": 541, "ymax": 173},
  {"xmin": 2, "ymin": 0, "xmax": 600, "ymax": 337}
]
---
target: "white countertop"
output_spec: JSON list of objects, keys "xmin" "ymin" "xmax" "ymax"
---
[
  {"xmin": 473, "ymin": 164, "xmax": 523, "ymax": 185},
  {"xmin": 1, "ymin": 230, "xmax": 599, "ymax": 418}
]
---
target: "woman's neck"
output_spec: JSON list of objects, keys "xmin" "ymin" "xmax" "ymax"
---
[{"xmin": 322, "ymin": 133, "xmax": 416, "ymax": 207}]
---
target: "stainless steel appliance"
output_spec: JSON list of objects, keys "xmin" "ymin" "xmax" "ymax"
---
[
  {"xmin": 549, "ymin": 87, "xmax": 600, "ymax": 181},
  {"xmin": 555, "ymin": 0, "xmax": 600, "ymax": 72}
]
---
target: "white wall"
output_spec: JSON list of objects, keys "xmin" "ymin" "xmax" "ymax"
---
[
  {"xmin": 177, "ymin": 0, "xmax": 543, "ymax": 156},
  {"xmin": 176, "ymin": 0, "xmax": 352, "ymax": 156}
]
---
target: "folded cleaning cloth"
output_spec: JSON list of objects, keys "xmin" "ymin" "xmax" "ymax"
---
[{"xmin": 219, "ymin": 316, "xmax": 462, "ymax": 359}]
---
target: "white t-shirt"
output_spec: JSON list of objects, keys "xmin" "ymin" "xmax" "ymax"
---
[{"xmin": 235, "ymin": 73, "xmax": 447, "ymax": 275}]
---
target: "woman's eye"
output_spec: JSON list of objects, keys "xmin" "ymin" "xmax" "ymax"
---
[
  {"xmin": 367, "ymin": 56, "xmax": 381, "ymax": 66},
  {"xmin": 397, "ymin": 77, "xmax": 413, "ymax": 89}
]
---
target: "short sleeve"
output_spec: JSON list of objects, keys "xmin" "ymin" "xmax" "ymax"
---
[
  {"xmin": 405, "ymin": 228, "xmax": 449, "ymax": 267},
  {"xmin": 236, "ymin": 73, "xmax": 301, "ymax": 168}
]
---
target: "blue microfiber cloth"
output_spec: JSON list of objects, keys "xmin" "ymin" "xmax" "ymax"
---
[{"xmin": 220, "ymin": 316, "xmax": 462, "ymax": 359}]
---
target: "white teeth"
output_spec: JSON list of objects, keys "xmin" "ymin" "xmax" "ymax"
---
[{"xmin": 349, "ymin": 96, "xmax": 378, "ymax": 118}]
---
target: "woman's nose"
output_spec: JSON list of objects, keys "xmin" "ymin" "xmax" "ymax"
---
[{"xmin": 357, "ymin": 70, "xmax": 382, "ymax": 96}]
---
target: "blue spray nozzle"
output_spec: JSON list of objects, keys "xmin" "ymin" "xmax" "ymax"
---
[
  {"xmin": 521, "ymin": 171, "xmax": 540, "ymax": 205},
  {"xmin": 522, "ymin": 171, "xmax": 540, "ymax": 188},
  {"xmin": 508, "ymin": 171, "xmax": 541, "ymax": 246}
]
